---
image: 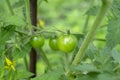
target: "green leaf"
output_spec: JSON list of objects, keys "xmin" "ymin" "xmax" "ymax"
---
[
  {"xmin": 85, "ymin": 43, "xmax": 98, "ymax": 59},
  {"xmin": 12, "ymin": 43, "xmax": 31, "ymax": 59},
  {"xmin": 74, "ymin": 63, "xmax": 100, "ymax": 73},
  {"xmin": 0, "ymin": 25, "xmax": 15, "ymax": 45},
  {"xmin": 97, "ymin": 73, "xmax": 117, "ymax": 80},
  {"xmin": 76, "ymin": 75, "xmax": 97, "ymax": 80},
  {"xmin": 16, "ymin": 70, "xmax": 33, "ymax": 79},
  {"xmin": 32, "ymin": 68, "xmax": 64, "ymax": 80},
  {"xmin": 95, "ymin": 47, "xmax": 111, "ymax": 64},
  {"xmin": 106, "ymin": 19, "xmax": 120, "ymax": 49},
  {"xmin": 94, "ymin": 47, "xmax": 114, "ymax": 72},
  {"xmin": 111, "ymin": 0, "xmax": 120, "ymax": 18},
  {"xmin": 4, "ymin": 15, "xmax": 26, "ymax": 27},
  {"xmin": 12, "ymin": 0, "xmax": 25, "ymax": 9},
  {"xmin": 85, "ymin": 6, "xmax": 100, "ymax": 16},
  {"xmin": 111, "ymin": 50, "xmax": 120, "ymax": 63}
]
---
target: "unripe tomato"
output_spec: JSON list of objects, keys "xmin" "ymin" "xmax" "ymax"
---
[
  {"xmin": 31, "ymin": 36, "xmax": 44, "ymax": 48},
  {"xmin": 57, "ymin": 34, "xmax": 77, "ymax": 53},
  {"xmin": 49, "ymin": 38, "xmax": 59, "ymax": 50}
]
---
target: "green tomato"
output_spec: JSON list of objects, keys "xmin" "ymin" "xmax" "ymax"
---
[
  {"xmin": 49, "ymin": 38, "xmax": 59, "ymax": 50},
  {"xmin": 57, "ymin": 34, "xmax": 77, "ymax": 53},
  {"xmin": 31, "ymin": 36, "xmax": 44, "ymax": 48}
]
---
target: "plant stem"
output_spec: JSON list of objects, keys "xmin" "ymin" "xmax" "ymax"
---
[
  {"xmin": 37, "ymin": 48, "xmax": 52, "ymax": 70},
  {"xmin": 24, "ymin": 56, "xmax": 28, "ymax": 70},
  {"xmin": 65, "ymin": 53, "xmax": 69, "ymax": 70},
  {"xmin": 14, "ymin": 30, "xmax": 28, "ymax": 36},
  {"xmin": 82, "ymin": 15, "xmax": 90, "ymax": 33},
  {"xmin": 5, "ymin": 0, "xmax": 14, "ymax": 15},
  {"xmin": 94, "ymin": 38, "xmax": 106, "ymax": 42},
  {"xmin": 25, "ymin": 0, "xmax": 32, "ymax": 33},
  {"xmin": 72, "ymin": 0, "xmax": 113, "ymax": 66}
]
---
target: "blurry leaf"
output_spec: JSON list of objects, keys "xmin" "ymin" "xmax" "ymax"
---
[
  {"xmin": 85, "ymin": 6, "xmax": 100, "ymax": 16},
  {"xmin": 106, "ymin": 19, "xmax": 120, "ymax": 49},
  {"xmin": 44, "ymin": 0, "xmax": 48, "ymax": 3},
  {"xmin": 32, "ymin": 68, "xmax": 64, "ymax": 80},
  {"xmin": 76, "ymin": 75, "xmax": 97, "ymax": 80},
  {"xmin": 111, "ymin": 0, "xmax": 120, "ymax": 18},
  {"xmin": 111, "ymin": 50, "xmax": 120, "ymax": 63},
  {"xmin": 59, "ymin": 75, "xmax": 69, "ymax": 80},
  {"xmin": 97, "ymin": 73, "xmax": 117, "ymax": 80},
  {"xmin": 12, "ymin": 0, "xmax": 24, "ymax": 9},
  {"xmin": 16, "ymin": 70, "xmax": 33, "ymax": 79},
  {"xmin": 95, "ymin": 47, "xmax": 111, "ymax": 64},
  {"xmin": 0, "ymin": 25, "xmax": 15, "ymax": 45},
  {"xmin": 85, "ymin": 43, "xmax": 98, "ymax": 59},
  {"xmin": 74, "ymin": 63, "xmax": 100, "ymax": 73},
  {"xmin": 94, "ymin": 47, "xmax": 114, "ymax": 72},
  {"xmin": 4, "ymin": 15, "xmax": 26, "ymax": 27},
  {"xmin": 12, "ymin": 43, "xmax": 31, "ymax": 59}
]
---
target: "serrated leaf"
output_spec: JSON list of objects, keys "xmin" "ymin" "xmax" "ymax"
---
[
  {"xmin": 111, "ymin": 0, "xmax": 120, "ymax": 18},
  {"xmin": 95, "ymin": 47, "xmax": 111, "ymax": 64},
  {"xmin": 74, "ymin": 63, "xmax": 100, "ymax": 73},
  {"xmin": 32, "ymin": 68, "xmax": 64, "ymax": 80},
  {"xmin": 111, "ymin": 50, "xmax": 120, "ymax": 63},
  {"xmin": 86, "ymin": 43, "xmax": 98, "ymax": 59},
  {"xmin": 94, "ymin": 47, "xmax": 114, "ymax": 72},
  {"xmin": 106, "ymin": 19, "xmax": 120, "ymax": 49}
]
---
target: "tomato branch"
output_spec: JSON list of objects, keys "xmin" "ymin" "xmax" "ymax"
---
[
  {"xmin": 37, "ymin": 48, "xmax": 52, "ymax": 70},
  {"xmin": 5, "ymin": 0, "xmax": 14, "ymax": 15},
  {"xmin": 25, "ymin": 0, "xmax": 32, "ymax": 33},
  {"xmin": 72, "ymin": 0, "xmax": 113, "ymax": 66}
]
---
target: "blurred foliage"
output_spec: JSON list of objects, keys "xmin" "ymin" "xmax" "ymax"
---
[{"xmin": 0, "ymin": 0, "xmax": 120, "ymax": 80}]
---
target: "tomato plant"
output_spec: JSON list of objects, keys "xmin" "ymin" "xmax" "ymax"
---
[
  {"xmin": 57, "ymin": 34, "xmax": 77, "ymax": 53},
  {"xmin": 1, "ymin": 0, "xmax": 120, "ymax": 80},
  {"xmin": 49, "ymin": 37, "xmax": 59, "ymax": 50},
  {"xmin": 31, "ymin": 36, "xmax": 44, "ymax": 48}
]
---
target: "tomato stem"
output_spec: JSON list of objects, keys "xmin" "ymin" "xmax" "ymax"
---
[
  {"xmin": 25, "ymin": 0, "xmax": 32, "ymax": 34},
  {"xmin": 37, "ymin": 48, "xmax": 52, "ymax": 70},
  {"xmin": 72, "ymin": 0, "xmax": 113, "ymax": 66},
  {"xmin": 24, "ymin": 56, "xmax": 29, "ymax": 70},
  {"xmin": 82, "ymin": 15, "xmax": 90, "ymax": 33},
  {"xmin": 5, "ymin": 0, "xmax": 14, "ymax": 15}
]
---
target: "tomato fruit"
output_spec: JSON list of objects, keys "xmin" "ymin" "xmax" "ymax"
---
[
  {"xmin": 57, "ymin": 34, "xmax": 77, "ymax": 53},
  {"xmin": 31, "ymin": 36, "xmax": 44, "ymax": 48},
  {"xmin": 49, "ymin": 38, "xmax": 59, "ymax": 50}
]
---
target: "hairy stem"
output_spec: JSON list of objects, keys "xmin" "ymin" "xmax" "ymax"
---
[{"xmin": 72, "ymin": 0, "xmax": 113, "ymax": 66}]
